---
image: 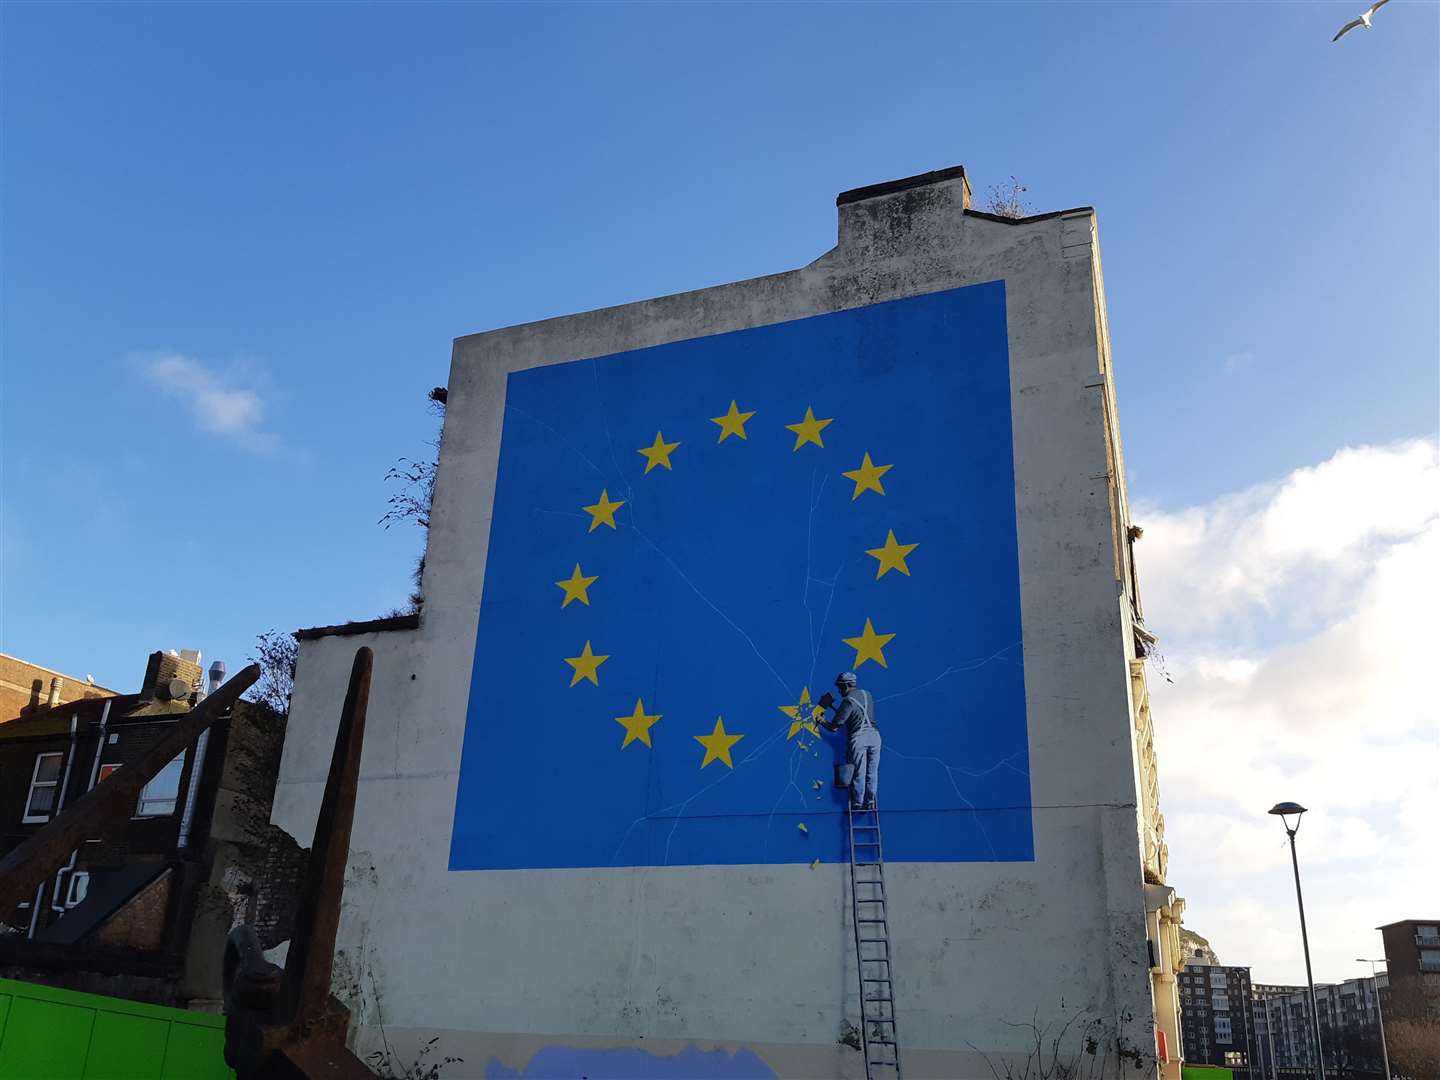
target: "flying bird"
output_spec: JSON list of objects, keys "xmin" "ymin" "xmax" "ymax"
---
[{"xmin": 1333, "ymin": 0, "xmax": 1390, "ymax": 42}]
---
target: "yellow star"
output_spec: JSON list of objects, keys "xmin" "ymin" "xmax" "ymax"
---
[
  {"xmin": 563, "ymin": 640, "xmax": 609, "ymax": 687},
  {"xmin": 841, "ymin": 452, "xmax": 893, "ymax": 499},
  {"xmin": 615, "ymin": 698, "xmax": 661, "ymax": 749},
  {"xmin": 778, "ymin": 687, "xmax": 825, "ymax": 740},
  {"xmin": 637, "ymin": 431, "xmax": 680, "ymax": 474},
  {"xmin": 865, "ymin": 530, "xmax": 919, "ymax": 579},
  {"xmin": 711, "ymin": 400, "xmax": 756, "ymax": 443},
  {"xmin": 842, "ymin": 618, "xmax": 895, "ymax": 669},
  {"xmin": 554, "ymin": 563, "xmax": 599, "ymax": 607},
  {"xmin": 694, "ymin": 716, "xmax": 744, "ymax": 769},
  {"xmin": 582, "ymin": 489, "xmax": 625, "ymax": 532},
  {"xmin": 784, "ymin": 406, "xmax": 833, "ymax": 451}
]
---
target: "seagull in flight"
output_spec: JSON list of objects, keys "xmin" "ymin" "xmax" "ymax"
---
[{"xmin": 1333, "ymin": 0, "xmax": 1390, "ymax": 42}]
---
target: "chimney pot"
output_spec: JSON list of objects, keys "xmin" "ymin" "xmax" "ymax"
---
[{"xmin": 47, "ymin": 677, "xmax": 63, "ymax": 707}]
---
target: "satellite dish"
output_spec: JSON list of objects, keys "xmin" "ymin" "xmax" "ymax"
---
[{"xmin": 166, "ymin": 677, "xmax": 191, "ymax": 702}]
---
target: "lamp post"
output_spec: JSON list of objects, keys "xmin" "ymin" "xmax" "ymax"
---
[
  {"xmin": 1269, "ymin": 801, "xmax": 1326, "ymax": 1080},
  {"xmin": 1357, "ymin": 958, "xmax": 1391, "ymax": 1080}
]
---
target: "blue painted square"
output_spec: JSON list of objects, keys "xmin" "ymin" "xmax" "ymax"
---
[{"xmin": 450, "ymin": 282, "xmax": 1031, "ymax": 870}]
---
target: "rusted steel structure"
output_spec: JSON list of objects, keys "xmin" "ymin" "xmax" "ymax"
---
[
  {"xmin": 0, "ymin": 662, "xmax": 260, "ymax": 915},
  {"xmin": 221, "ymin": 646, "xmax": 374, "ymax": 1080}
]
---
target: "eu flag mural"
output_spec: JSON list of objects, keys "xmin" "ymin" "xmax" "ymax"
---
[{"xmin": 449, "ymin": 282, "xmax": 1032, "ymax": 871}]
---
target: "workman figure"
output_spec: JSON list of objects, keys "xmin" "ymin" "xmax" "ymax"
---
[{"xmin": 819, "ymin": 671, "xmax": 881, "ymax": 810}]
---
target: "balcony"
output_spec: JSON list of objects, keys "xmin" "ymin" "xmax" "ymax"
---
[{"xmin": 1416, "ymin": 934, "xmax": 1440, "ymax": 946}]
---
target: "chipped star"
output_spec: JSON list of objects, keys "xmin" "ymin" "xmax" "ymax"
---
[{"xmin": 778, "ymin": 687, "xmax": 824, "ymax": 740}]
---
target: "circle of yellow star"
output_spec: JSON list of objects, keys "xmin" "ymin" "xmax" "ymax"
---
[
  {"xmin": 865, "ymin": 531, "xmax": 919, "ymax": 579},
  {"xmin": 694, "ymin": 716, "xmax": 744, "ymax": 769},
  {"xmin": 555, "ymin": 563, "xmax": 599, "ymax": 607},
  {"xmin": 615, "ymin": 699, "xmax": 662, "ymax": 749},
  {"xmin": 784, "ymin": 406, "xmax": 833, "ymax": 451},
  {"xmin": 842, "ymin": 452, "xmax": 893, "ymax": 499},
  {"xmin": 582, "ymin": 489, "xmax": 625, "ymax": 532},
  {"xmin": 778, "ymin": 687, "xmax": 824, "ymax": 740},
  {"xmin": 842, "ymin": 618, "xmax": 895, "ymax": 669},
  {"xmin": 637, "ymin": 431, "xmax": 680, "ymax": 474},
  {"xmin": 563, "ymin": 640, "xmax": 609, "ymax": 687},
  {"xmin": 711, "ymin": 400, "xmax": 756, "ymax": 443}
]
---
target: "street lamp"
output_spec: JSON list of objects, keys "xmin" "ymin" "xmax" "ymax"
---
[
  {"xmin": 1357, "ymin": 958, "xmax": 1391, "ymax": 1080},
  {"xmin": 1269, "ymin": 801, "xmax": 1326, "ymax": 1080}
]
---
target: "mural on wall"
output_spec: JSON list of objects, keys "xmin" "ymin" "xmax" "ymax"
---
[{"xmin": 450, "ymin": 282, "xmax": 1032, "ymax": 871}]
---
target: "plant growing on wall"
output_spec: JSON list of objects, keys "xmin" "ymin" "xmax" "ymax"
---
[
  {"xmin": 378, "ymin": 386, "xmax": 447, "ymax": 616},
  {"xmin": 366, "ymin": 1037, "xmax": 463, "ymax": 1080},
  {"xmin": 982, "ymin": 176, "xmax": 1035, "ymax": 219},
  {"xmin": 246, "ymin": 629, "xmax": 297, "ymax": 716},
  {"xmin": 970, "ymin": 1014, "xmax": 1118, "ymax": 1080}
]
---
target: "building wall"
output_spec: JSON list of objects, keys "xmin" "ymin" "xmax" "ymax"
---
[
  {"xmin": 0, "ymin": 655, "xmax": 116, "ymax": 725},
  {"xmin": 274, "ymin": 169, "xmax": 1162, "ymax": 1078},
  {"xmin": 1179, "ymin": 963, "xmax": 1255, "ymax": 1073}
]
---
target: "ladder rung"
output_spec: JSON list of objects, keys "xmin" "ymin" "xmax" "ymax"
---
[
  {"xmin": 863, "ymin": 977, "xmax": 892, "ymax": 983},
  {"xmin": 858, "ymin": 918, "xmax": 887, "ymax": 923}
]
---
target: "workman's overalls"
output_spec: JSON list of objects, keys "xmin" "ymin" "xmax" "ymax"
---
[{"xmin": 832, "ymin": 688, "xmax": 880, "ymax": 809}]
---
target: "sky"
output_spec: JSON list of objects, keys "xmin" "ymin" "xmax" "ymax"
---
[{"xmin": 2, "ymin": 2, "xmax": 1436, "ymax": 987}]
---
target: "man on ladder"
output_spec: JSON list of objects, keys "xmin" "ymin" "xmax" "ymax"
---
[{"xmin": 818, "ymin": 671, "xmax": 880, "ymax": 810}]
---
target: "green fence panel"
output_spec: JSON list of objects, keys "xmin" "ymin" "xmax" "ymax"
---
[
  {"xmin": 0, "ymin": 978, "xmax": 234, "ymax": 1080},
  {"xmin": 1181, "ymin": 1067, "xmax": 1234, "ymax": 1080},
  {"xmin": 160, "ymin": 1021, "xmax": 230, "ymax": 1080}
]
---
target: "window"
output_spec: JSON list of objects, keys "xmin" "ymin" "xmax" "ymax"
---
[
  {"xmin": 1224, "ymin": 1051, "xmax": 1245, "ymax": 1066},
  {"xmin": 65, "ymin": 871, "xmax": 89, "ymax": 908},
  {"xmin": 1213, "ymin": 994, "xmax": 1230, "ymax": 1010},
  {"xmin": 1210, "ymin": 972, "xmax": 1228, "ymax": 989},
  {"xmin": 98, "ymin": 763, "xmax": 121, "ymax": 783},
  {"xmin": 24, "ymin": 752, "xmax": 64, "ymax": 823},
  {"xmin": 1214, "ymin": 1015, "xmax": 1233, "ymax": 1044},
  {"xmin": 135, "ymin": 753, "xmax": 184, "ymax": 817}
]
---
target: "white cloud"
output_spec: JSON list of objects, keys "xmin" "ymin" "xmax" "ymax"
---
[
  {"xmin": 141, "ymin": 353, "xmax": 277, "ymax": 452},
  {"xmin": 1140, "ymin": 439, "xmax": 1440, "ymax": 984},
  {"xmin": 1223, "ymin": 351, "xmax": 1255, "ymax": 373}
]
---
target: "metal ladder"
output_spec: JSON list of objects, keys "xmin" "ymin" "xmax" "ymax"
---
[{"xmin": 847, "ymin": 803, "xmax": 902, "ymax": 1079}]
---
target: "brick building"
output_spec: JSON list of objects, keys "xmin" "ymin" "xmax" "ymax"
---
[
  {"xmin": 1178, "ymin": 955, "xmax": 1257, "ymax": 1075},
  {"xmin": 1252, "ymin": 977, "xmax": 1388, "ymax": 1078},
  {"xmin": 1379, "ymin": 919, "xmax": 1440, "ymax": 998},
  {"xmin": 0, "ymin": 653, "xmax": 116, "ymax": 725},
  {"xmin": 0, "ymin": 649, "xmax": 301, "ymax": 1008}
]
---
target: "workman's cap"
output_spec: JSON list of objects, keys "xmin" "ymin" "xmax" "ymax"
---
[{"xmin": 835, "ymin": 671, "xmax": 858, "ymax": 687}]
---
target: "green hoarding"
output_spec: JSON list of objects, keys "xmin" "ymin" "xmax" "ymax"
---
[{"xmin": 0, "ymin": 977, "xmax": 234, "ymax": 1080}]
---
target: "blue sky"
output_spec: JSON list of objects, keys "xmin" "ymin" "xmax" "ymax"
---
[{"xmin": 2, "ymin": 3, "xmax": 1436, "ymax": 979}]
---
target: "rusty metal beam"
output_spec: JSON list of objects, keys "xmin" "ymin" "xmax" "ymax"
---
[
  {"xmin": 0, "ymin": 663, "xmax": 260, "ymax": 914},
  {"xmin": 283, "ymin": 646, "xmax": 370, "ymax": 1023},
  {"xmin": 224, "ymin": 647, "xmax": 376, "ymax": 1079}
]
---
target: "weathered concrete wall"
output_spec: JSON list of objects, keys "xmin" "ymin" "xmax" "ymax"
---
[{"xmin": 274, "ymin": 169, "xmax": 1156, "ymax": 1078}]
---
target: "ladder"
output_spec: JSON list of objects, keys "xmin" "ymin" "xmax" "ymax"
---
[{"xmin": 847, "ymin": 803, "xmax": 902, "ymax": 1079}]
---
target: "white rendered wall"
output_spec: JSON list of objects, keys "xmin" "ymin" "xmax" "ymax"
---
[{"xmin": 272, "ymin": 172, "xmax": 1157, "ymax": 1079}]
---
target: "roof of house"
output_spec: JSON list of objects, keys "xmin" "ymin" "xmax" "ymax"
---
[{"xmin": 0, "ymin": 692, "xmax": 168, "ymax": 742}]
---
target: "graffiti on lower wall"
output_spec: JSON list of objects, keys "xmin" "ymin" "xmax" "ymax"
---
[
  {"xmin": 484, "ymin": 1044, "xmax": 778, "ymax": 1080},
  {"xmin": 451, "ymin": 282, "xmax": 1032, "ymax": 871}
]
